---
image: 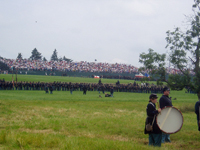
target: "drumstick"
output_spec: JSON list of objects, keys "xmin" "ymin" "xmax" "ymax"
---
[{"xmin": 160, "ymin": 107, "xmax": 172, "ymax": 129}]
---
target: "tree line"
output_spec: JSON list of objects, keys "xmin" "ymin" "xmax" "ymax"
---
[{"xmin": 17, "ymin": 48, "xmax": 73, "ymax": 62}]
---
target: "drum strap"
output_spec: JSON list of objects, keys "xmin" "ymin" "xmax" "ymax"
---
[
  {"xmin": 149, "ymin": 102, "xmax": 155, "ymax": 108},
  {"xmin": 149, "ymin": 102, "xmax": 156, "ymax": 125},
  {"xmin": 152, "ymin": 115, "xmax": 156, "ymax": 126}
]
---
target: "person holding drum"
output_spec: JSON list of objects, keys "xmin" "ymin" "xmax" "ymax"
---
[
  {"xmin": 195, "ymin": 100, "xmax": 200, "ymax": 131},
  {"xmin": 145, "ymin": 93, "xmax": 162, "ymax": 147},
  {"xmin": 159, "ymin": 86, "xmax": 172, "ymax": 143}
]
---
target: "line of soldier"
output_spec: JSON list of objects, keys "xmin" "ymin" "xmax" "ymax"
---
[{"xmin": 0, "ymin": 79, "xmax": 164, "ymax": 94}]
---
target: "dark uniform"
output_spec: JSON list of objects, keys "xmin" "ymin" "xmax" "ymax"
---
[
  {"xmin": 159, "ymin": 87, "xmax": 172, "ymax": 143},
  {"xmin": 45, "ymin": 84, "xmax": 49, "ymax": 94},
  {"xmin": 145, "ymin": 102, "xmax": 162, "ymax": 147},
  {"xmin": 110, "ymin": 87, "xmax": 114, "ymax": 97},
  {"xmin": 49, "ymin": 84, "xmax": 53, "ymax": 94},
  {"xmin": 195, "ymin": 101, "xmax": 200, "ymax": 131},
  {"xmin": 159, "ymin": 95, "xmax": 172, "ymax": 109},
  {"xmin": 83, "ymin": 85, "xmax": 87, "ymax": 95}
]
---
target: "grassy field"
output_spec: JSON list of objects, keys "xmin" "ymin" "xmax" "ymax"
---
[
  {"xmin": 0, "ymin": 74, "xmax": 199, "ymax": 149},
  {"xmin": 0, "ymin": 74, "xmax": 155, "ymax": 84}
]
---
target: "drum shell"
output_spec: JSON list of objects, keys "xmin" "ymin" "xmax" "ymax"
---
[{"xmin": 156, "ymin": 106, "xmax": 183, "ymax": 134}]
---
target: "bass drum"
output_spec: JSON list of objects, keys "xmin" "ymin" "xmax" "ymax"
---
[{"xmin": 156, "ymin": 106, "xmax": 183, "ymax": 134}]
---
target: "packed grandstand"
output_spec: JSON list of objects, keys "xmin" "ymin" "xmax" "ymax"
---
[{"xmin": 0, "ymin": 57, "xmax": 194, "ymax": 75}]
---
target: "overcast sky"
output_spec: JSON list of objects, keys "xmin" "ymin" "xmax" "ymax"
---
[{"xmin": 0, "ymin": 0, "xmax": 194, "ymax": 67}]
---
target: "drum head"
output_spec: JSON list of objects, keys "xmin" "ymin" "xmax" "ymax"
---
[{"xmin": 156, "ymin": 106, "xmax": 183, "ymax": 134}]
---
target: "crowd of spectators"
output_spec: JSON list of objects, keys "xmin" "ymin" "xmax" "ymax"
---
[
  {"xmin": 0, "ymin": 58, "xmax": 138, "ymax": 73},
  {"xmin": 0, "ymin": 58, "xmax": 195, "ymax": 75}
]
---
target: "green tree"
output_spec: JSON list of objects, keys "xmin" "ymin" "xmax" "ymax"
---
[
  {"xmin": 43, "ymin": 57, "xmax": 47, "ymax": 61},
  {"xmin": 139, "ymin": 48, "xmax": 166, "ymax": 82},
  {"xmin": 29, "ymin": 48, "xmax": 42, "ymax": 60},
  {"xmin": 51, "ymin": 49, "xmax": 58, "ymax": 61},
  {"xmin": 140, "ymin": 0, "xmax": 200, "ymax": 99},
  {"xmin": 165, "ymin": 0, "xmax": 200, "ymax": 98},
  {"xmin": 63, "ymin": 56, "xmax": 73, "ymax": 63},
  {"xmin": 17, "ymin": 53, "xmax": 23, "ymax": 59}
]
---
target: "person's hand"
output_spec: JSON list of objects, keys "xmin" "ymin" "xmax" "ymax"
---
[{"xmin": 158, "ymin": 108, "xmax": 161, "ymax": 113}]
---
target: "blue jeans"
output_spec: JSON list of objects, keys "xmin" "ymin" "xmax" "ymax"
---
[
  {"xmin": 161, "ymin": 133, "xmax": 171, "ymax": 143},
  {"xmin": 149, "ymin": 134, "xmax": 162, "ymax": 147}
]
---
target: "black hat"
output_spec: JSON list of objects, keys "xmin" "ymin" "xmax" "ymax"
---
[
  {"xmin": 149, "ymin": 93, "xmax": 158, "ymax": 99},
  {"xmin": 163, "ymin": 87, "xmax": 170, "ymax": 93}
]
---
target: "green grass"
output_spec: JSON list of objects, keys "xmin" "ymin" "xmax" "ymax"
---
[
  {"xmin": 0, "ymin": 74, "xmax": 199, "ymax": 149},
  {"xmin": 0, "ymin": 74, "xmax": 156, "ymax": 84}
]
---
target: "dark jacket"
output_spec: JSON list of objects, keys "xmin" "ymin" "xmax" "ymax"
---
[
  {"xmin": 195, "ymin": 101, "xmax": 200, "ymax": 131},
  {"xmin": 159, "ymin": 95, "xmax": 172, "ymax": 109},
  {"xmin": 145, "ymin": 102, "xmax": 162, "ymax": 134}
]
